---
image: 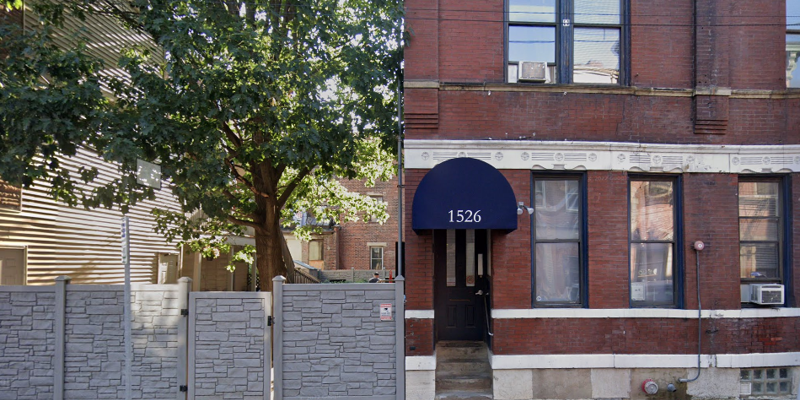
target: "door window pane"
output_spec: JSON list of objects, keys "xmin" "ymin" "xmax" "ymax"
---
[
  {"xmin": 629, "ymin": 178, "xmax": 677, "ymax": 306},
  {"xmin": 574, "ymin": 0, "xmax": 620, "ymax": 24},
  {"xmin": 535, "ymin": 180, "xmax": 580, "ymax": 240},
  {"xmin": 535, "ymin": 243, "xmax": 580, "ymax": 303},
  {"xmin": 630, "ymin": 180, "xmax": 674, "ymax": 241},
  {"xmin": 510, "ymin": 0, "xmax": 556, "ymax": 23},
  {"xmin": 531, "ymin": 176, "xmax": 583, "ymax": 307},
  {"xmin": 739, "ymin": 219, "xmax": 779, "ymax": 241},
  {"xmin": 630, "ymin": 243, "xmax": 674, "ymax": 304},
  {"xmin": 789, "ymin": 0, "xmax": 800, "ymax": 29},
  {"xmin": 740, "ymin": 243, "xmax": 779, "ymax": 279},
  {"xmin": 739, "ymin": 182, "xmax": 779, "ymax": 216},
  {"xmin": 573, "ymin": 28, "xmax": 620, "ymax": 84},
  {"xmin": 509, "ymin": 26, "xmax": 556, "ymax": 63}
]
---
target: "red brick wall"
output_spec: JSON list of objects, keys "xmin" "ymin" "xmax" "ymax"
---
[
  {"xmin": 490, "ymin": 170, "xmax": 532, "ymax": 309},
  {"xmin": 404, "ymin": 169, "xmax": 434, "ymax": 312},
  {"xmin": 334, "ymin": 176, "xmax": 401, "ymax": 271},
  {"xmin": 630, "ymin": 0, "xmax": 694, "ymax": 88},
  {"xmin": 407, "ymin": 91, "xmax": 798, "ymax": 145},
  {"xmin": 438, "ymin": 0, "xmax": 504, "ymax": 82},
  {"xmin": 588, "ymin": 171, "xmax": 630, "ymax": 308},
  {"xmin": 405, "ymin": 319, "xmax": 435, "ymax": 356},
  {"xmin": 492, "ymin": 317, "xmax": 800, "ymax": 355},
  {"xmin": 682, "ymin": 174, "xmax": 741, "ymax": 309}
]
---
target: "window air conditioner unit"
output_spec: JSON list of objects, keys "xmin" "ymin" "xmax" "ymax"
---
[
  {"xmin": 750, "ymin": 284, "xmax": 784, "ymax": 305},
  {"xmin": 518, "ymin": 61, "xmax": 548, "ymax": 82}
]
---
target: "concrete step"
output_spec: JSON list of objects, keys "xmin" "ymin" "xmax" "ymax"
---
[
  {"xmin": 434, "ymin": 390, "xmax": 493, "ymax": 400},
  {"xmin": 437, "ymin": 360, "xmax": 492, "ymax": 377},
  {"xmin": 436, "ymin": 341, "xmax": 488, "ymax": 361},
  {"xmin": 436, "ymin": 375, "xmax": 492, "ymax": 392}
]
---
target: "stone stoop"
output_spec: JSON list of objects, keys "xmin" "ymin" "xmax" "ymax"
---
[{"xmin": 435, "ymin": 341, "xmax": 493, "ymax": 400}]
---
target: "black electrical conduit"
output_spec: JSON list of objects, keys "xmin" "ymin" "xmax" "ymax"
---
[{"xmin": 680, "ymin": 245, "xmax": 703, "ymax": 383}]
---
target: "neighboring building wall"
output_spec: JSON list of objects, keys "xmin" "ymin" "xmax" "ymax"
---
[
  {"xmin": 0, "ymin": 149, "xmax": 184, "ymax": 285},
  {"xmin": 336, "ymin": 176, "xmax": 401, "ymax": 271}
]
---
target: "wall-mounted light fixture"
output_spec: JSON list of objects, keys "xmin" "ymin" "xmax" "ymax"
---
[{"xmin": 517, "ymin": 201, "xmax": 534, "ymax": 216}]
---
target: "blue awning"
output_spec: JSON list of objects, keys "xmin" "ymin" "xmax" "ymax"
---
[{"xmin": 412, "ymin": 157, "xmax": 518, "ymax": 232}]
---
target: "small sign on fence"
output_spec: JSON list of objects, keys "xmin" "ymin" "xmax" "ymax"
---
[{"xmin": 380, "ymin": 303, "xmax": 392, "ymax": 321}]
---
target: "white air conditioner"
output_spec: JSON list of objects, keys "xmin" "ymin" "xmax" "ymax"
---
[
  {"xmin": 518, "ymin": 61, "xmax": 548, "ymax": 82},
  {"xmin": 750, "ymin": 284, "xmax": 784, "ymax": 305}
]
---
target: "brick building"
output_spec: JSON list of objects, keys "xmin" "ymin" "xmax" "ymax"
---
[
  {"xmin": 288, "ymin": 175, "xmax": 401, "ymax": 275},
  {"xmin": 403, "ymin": 0, "xmax": 800, "ymax": 399}
]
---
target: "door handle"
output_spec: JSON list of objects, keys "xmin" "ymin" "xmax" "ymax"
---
[{"xmin": 475, "ymin": 290, "xmax": 483, "ymax": 296}]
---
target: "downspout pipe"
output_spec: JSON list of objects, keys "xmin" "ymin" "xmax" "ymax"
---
[{"xmin": 680, "ymin": 241, "xmax": 705, "ymax": 383}]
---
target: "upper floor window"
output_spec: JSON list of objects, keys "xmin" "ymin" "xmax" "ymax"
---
[
  {"xmin": 531, "ymin": 175, "xmax": 586, "ymax": 307},
  {"xmin": 369, "ymin": 246, "xmax": 384, "ymax": 269},
  {"xmin": 788, "ymin": 0, "xmax": 800, "ymax": 87},
  {"xmin": 739, "ymin": 179, "xmax": 786, "ymax": 283},
  {"xmin": 629, "ymin": 177, "xmax": 681, "ymax": 308},
  {"xmin": 507, "ymin": 0, "xmax": 626, "ymax": 84}
]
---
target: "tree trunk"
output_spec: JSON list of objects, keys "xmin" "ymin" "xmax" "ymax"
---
[{"xmin": 254, "ymin": 202, "xmax": 288, "ymax": 292}]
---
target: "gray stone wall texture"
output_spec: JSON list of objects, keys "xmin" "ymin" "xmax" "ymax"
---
[
  {"xmin": 281, "ymin": 285, "xmax": 397, "ymax": 399},
  {"xmin": 64, "ymin": 285, "xmax": 180, "ymax": 400},
  {"xmin": 0, "ymin": 288, "xmax": 56, "ymax": 400},
  {"xmin": 190, "ymin": 294, "xmax": 269, "ymax": 400}
]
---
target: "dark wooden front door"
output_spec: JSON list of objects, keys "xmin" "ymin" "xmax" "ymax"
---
[{"xmin": 434, "ymin": 229, "xmax": 486, "ymax": 341}]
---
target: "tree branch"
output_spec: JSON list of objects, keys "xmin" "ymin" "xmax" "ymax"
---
[
  {"xmin": 228, "ymin": 160, "xmax": 270, "ymax": 199},
  {"xmin": 227, "ymin": 215, "xmax": 261, "ymax": 229},
  {"xmin": 277, "ymin": 167, "xmax": 310, "ymax": 208},
  {"xmin": 221, "ymin": 122, "xmax": 242, "ymax": 149}
]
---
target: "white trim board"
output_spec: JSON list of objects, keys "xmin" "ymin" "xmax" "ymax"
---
[
  {"xmin": 491, "ymin": 308, "xmax": 800, "ymax": 319},
  {"xmin": 490, "ymin": 352, "xmax": 800, "ymax": 370},
  {"xmin": 404, "ymin": 139, "xmax": 800, "ymax": 173},
  {"xmin": 405, "ymin": 310, "xmax": 435, "ymax": 319}
]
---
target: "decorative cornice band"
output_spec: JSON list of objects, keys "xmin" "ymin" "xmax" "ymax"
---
[
  {"xmin": 404, "ymin": 140, "xmax": 800, "ymax": 173},
  {"xmin": 491, "ymin": 308, "xmax": 800, "ymax": 319},
  {"xmin": 404, "ymin": 80, "xmax": 800, "ymax": 99}
]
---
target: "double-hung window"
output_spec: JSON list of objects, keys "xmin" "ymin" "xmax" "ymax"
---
[
  {"xmin": 788, "ymin": 0, "xmax": 800, "ymax": 87},
  {"xmin": 507, "ymin": 0, "xmax": 626, "ymax": 84},
  {"xmin": 629, "ymin": 177, "xmax": 681, "ymax": 307},
  {"xmin": 531, "ymin": 175, "xmax": 586, "ymax": 307},
  {"xmin": 369, "ymin": 246, "xmax": 384, "ymax": 270},
  {"xmin": 739, "ymin": 179, "xmax": 786, "ymax": 284}
]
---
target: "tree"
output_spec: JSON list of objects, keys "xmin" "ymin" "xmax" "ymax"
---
[{"xmin": 0, "ymin": 0, "xmax": 402, "ymax": 290}]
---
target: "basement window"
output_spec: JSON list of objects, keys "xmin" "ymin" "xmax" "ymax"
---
[{"xmin": 740, "ymin": 368, "xmax": 792, "ymax": 396}]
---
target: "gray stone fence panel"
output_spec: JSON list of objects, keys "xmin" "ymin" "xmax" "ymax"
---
[
  {"xmin": 273, "ymin": 277, "xmax": 405, "ymax": 400},
  {"xmin": 63, "ymin": 284, "xmax": 182, "ymax": 400},
  {"xmin": 0, "ymin": 286, "xmax": 56, "ymax": 400},
  {"xmin": 188, "ymin": 292, "xmax": 271, "ymax": 400}
]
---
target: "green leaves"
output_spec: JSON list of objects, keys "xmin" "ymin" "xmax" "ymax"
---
[{"xmin": 2, "ymin": 0, "xmax": 403, "ymax": 283}]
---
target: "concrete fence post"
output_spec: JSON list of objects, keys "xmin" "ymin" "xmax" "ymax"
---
[
  {"xmin": 177, "ymin": 277, "xmax": 192, "ymax": 400},
  {"xmin": 394, "ymin": 276, "xmax": 405, "ymax": 400},
  {"xmin": 54, "ymin": 276, "xmax": 70, "ymax": 400},
  {"xmin": 272, "ymin": 276, "xmax": 286, "ymax": 400}
]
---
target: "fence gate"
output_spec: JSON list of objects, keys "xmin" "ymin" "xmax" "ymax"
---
[{"xmin": 188, "ymin": 292, "xmax": 272, "ymax": 400}]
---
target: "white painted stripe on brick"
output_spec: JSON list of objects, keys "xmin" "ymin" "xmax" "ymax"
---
[
  {"xmin": 491, "ymin": 308, "xmax": 800, "ymax": 319},
  {"xmin": 715, "ymin": 352, "xmax": 800, "ymax": 368},
  {"xmin": 490, "ymin": 352, "xmax": 800, "ymax": 369},
  {"xmin": 406, "ymin": 356, "xmax": 436, "ymax": 371},
  {"xmin": 405, "ymin": 310, "xmax": 434, "ymax": 319}
]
